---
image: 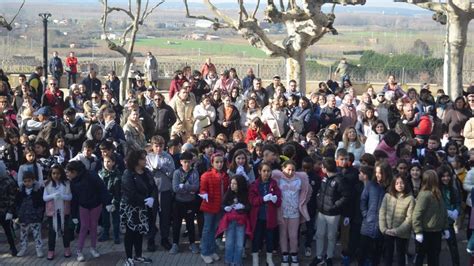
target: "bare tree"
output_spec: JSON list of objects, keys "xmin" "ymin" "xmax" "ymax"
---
[
  {"xmin": 395, "ymin": 0, "xmax": 474, "ymax": 98},
  {"xmin": 184, "ymin": 0, "xmax": 365, "ymax": 94},
  {"xmin": 0, "ymin": 0, "xmax": 25, "ymax": 31},
  {"xmin": 100, "ymin": 0, "xmax": 164, "ymax": 103}
]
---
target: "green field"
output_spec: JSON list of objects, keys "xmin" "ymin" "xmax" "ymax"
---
[{"xmin": 136, "ymin": 37, "xmax": 267, "ymax": 58}]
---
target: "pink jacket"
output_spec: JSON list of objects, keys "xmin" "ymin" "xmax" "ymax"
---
[
  {"xmin": 272, "ymin": 170, "xmax": 312, "ymax": 224},
  {"xmin": 375, "ymin": 140, "xmax": 398, "ymax": 167},
  {"xmin": 216, "ymin": 210, "xmax": 253, "ymax": 239}
]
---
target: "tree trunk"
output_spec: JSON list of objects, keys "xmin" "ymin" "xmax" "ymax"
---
[
  {"xmin": 445, "ymin": 12, "xmax": 469, "ymax": 99},
  {"xmin": 120, "ymin": 56, "xmax": 131, "ymax": 105},
  {"xmin": 286, "ymin": 51, "xmax": 307, "ymax": 95}
]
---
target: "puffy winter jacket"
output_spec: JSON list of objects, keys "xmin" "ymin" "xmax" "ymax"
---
[
  {"xmin": 378, "ymin": 192, "xmax": 415, "ymax": 239},
  {"xmin": 360, "ymin": 181, "xmax": 386, "ymax": 238},
  {"xmin": 200, "ymin": 168, "xmax": 230, "ymax": 214},
  {"xmin": 317, "ymin": 173, "xmax": 350, "ymax": 216}
]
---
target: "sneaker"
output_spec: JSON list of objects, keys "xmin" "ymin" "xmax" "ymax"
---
[
  {"xmin": 211, "ymin": 253, "xmax": 220, "ymax": 261},
  {"xmin": 77, "ymin": 251, "xmax": 85, "ymax": 262},
  {"xmin": 36, "ymin": 247, "xmax": 44, "ymax": 258},
  {"xmin": 305, "ymin": 247, "xmax": 312, "ymax": 257},
  {"xmin": 124, "ymin": 257, "xmax": 135, "ymax": 266},
  {"xmin": 189, "ymin": 243, "xmax": 199, "ymax": 254},
  {"xmin": 468, "ymin": 248, "xmax": 473, "ymax": 254},
  {"xmin": 47, "ymin": 251, "xmax": 55, "ymax": 260},
  {"xmin": 309, "ymin": 257, "xmax": 324, "ymax": 266},
  {"xmin": 201, "ymin": 254, "xmax": 213, "ymax": 264},
  {"xmin": 64, "ymin": 247, "xmax": 72, "ymax": 258},
  {"xmin": 134, "ymin": 257, "xmax": 152, "ymax": 264},
  {"xmin": 169, "ymin": 244, "xmax": 179, "ymax": 254},
  {"xmin": 281, "ymin": 255, "xmax": 290, "ymax": 266},
  {"xmin": 90, "ymin": 248, "xmax": 100, "ymax": 258},
  {"xmin": 325, "ymin": 258, "xmax": 333, "ymax": 266},
  {"xmin": 16, "ymin": 247, "xmax": 27, "ymax": 257},
  {"xmin": 291, "ymin": 255, "xmax": 299, "ymax": 266}
]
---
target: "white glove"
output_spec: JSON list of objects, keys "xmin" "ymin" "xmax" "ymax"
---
[
  {"xmin": 179, "ymin": 183, "xmax": 184, "ymax": 189},
  {"xmin": 402, "ymin": 119, "xmax": 408, "ymax": 124},
  {"xmin": 5, "ymin": 213, "xmax": 13, "ymax": 221},
  {"xmin": 106, "ymin": 204, "xmax": 116, "ymax": 212},
  {"xmin": 144, "ymin": 197, "xmax": 154, "ymax": 208},
  {"xmin": 199, "ymin": 193, "xmax": 209, "ymax": 202},
  {"xmin": 450, "ymin": 209, "xmax": 459, "ymax": 220},
  {"xmin": 53, "ymin": 192, "xmax": 62, "ymax": 200},
  {"xmin": 263, "ymin": 193, "xmax": 273, "ymax": 202},
  {"xmin": 415, "ymin": 233, "xmax": 423, "ymax": 243},
  {"xmin": 236, "ymin": 165, "xmax": 245, "ymax": 175},
  {"xmin": 72, "ymin": 218, "xmax": 79, "ymax": 224},
  {"xmin": 442, "ymin": 229, "xmax": 450, "ymax": 240},
  {"xmin": 234, "ymin": 203, "xmax": 245, "ymax": 210},
  {"xmin": 224, "ymin": 206, "xmax": 232, "ymax": 212},
  {"xmin": 270, "ymin": 195, "xmax": 278, "ymax": 204},
  {"xmin": 343, "ymin": 217, "xmax": 350, "ymax": 226}
]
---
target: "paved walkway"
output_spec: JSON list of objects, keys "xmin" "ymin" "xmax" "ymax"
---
[{"xmin": 0, "ymin": 228, "xmax": 472, "ymax": 265}]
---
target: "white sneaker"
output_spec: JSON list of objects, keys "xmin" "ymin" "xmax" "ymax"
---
[
  {"xmin": 16, "ymin": 247, "xmax": 27, "ymax": 257},
  {"xmin": 211, "ymin": 253, "xmax": 220, "ymax": 261},
  {"xmin": 90, "ymin": 248, "xmax": 100, "ymax": 258},
  {"xmin": 36, "ymin": 247, "xmax": 44, "ymax": 258},
  {"xmin": 305, "ymin": 247, "xmax": 312, "ymax": 257},
  {"xmin": 201, "ymin": 254, "xmax": 213, "ymax": 264},
  {"xmin": 124, "ymin": 257, "xmax": 135, "ymax": 266},
  {"xmin": 77, "ymin": 251, "xmax": 85, "ymax": 262}
]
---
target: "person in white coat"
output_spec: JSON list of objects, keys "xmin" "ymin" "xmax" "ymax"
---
[
  {"xmin": 261, "ymin": 99, "xmax": 288, "ymax": 138},
  {"xmin": 193, "ymin": 96, "xmax": 216, "ymax": 136}
]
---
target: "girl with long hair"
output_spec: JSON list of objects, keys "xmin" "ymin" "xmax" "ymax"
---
[
  {"xmin": 336, "ymin": 127, "xmax": 365, "ymax": 166},
  {"xmin": 412, "ymin": 170, "xmax": 450, "ymax": 266},
  {"xmin": 43, "ymin": 164, "xmax": 73, "ymax": 260},
  {"xmin": 228, "ymin": 148, "xmax": 256, "ymax": 183},
  {"xmin": 379, "ymin": 176, "xmax": 415, "ymax": 266}
]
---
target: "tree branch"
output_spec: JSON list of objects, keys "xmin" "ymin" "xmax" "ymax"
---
[
  {"xmin": 415, "ymin": 2, "xmax": 445, "ymax": 13},
  {"xmin": 0, "ymin": 0, "xmax": 25, "ymax": 31},
  {"xmin": 183, "ymin": 0, "xmax": 231, "ymax": 29},
  {"xmin": 141, "ymin": 0, "xmax": 164, "ymax": 23},
  {"xmin": 251, "ymin": 0, "xmax": 260, "ymax": 18}
]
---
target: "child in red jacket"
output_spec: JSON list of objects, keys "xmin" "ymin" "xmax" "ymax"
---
[
  {"xmin": 199, "ymin": 153, "xmax": 229, "ymax": 264},
  {"xmin": 249, "ymin": 162, "xmax": 282, "ymax": 266},
  {"xmin": 217, "ymin": 175, "xmax": 252, "ymax": 265}
]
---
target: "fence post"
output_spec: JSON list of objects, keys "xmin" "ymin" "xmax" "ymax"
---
[{"xmin": 329, "ymin": 65, "xmax": 332, "ymax": 80}]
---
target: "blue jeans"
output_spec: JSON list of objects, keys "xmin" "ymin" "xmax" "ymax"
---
[
  {"xmin": 201, "ymin": 212, "xmax": 220, "ymax": 256},
  {"xmin": 225, "ymin": 221, "xmax": 245, "ymax": 265}
]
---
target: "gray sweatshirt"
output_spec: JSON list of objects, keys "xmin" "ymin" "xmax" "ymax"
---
[
  {"xmin": 172, "ymin": 168, "xmax": 199, "ymax": 203},
  {"xmin": 146, "ymin": 151, "xmax": 175, "ymax": 192}
]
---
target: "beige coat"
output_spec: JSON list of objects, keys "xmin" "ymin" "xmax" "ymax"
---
[
  {"xmin": 378, "ymin": 193, "xmax": 415, "ymax": 239},
  {"xmin": 463, "ymin": 117, "xmax": 474, "ymax": 151},
  {"xmin": 170, "ymin": 93, "xmax": 196, "ymax": 139}
]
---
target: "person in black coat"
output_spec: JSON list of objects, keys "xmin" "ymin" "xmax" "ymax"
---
[
  {"xmin": 191, "ymin": 70, "xmax": 210, "ymax": 103},
  {"xmin": 3, "ymin": 128, "xmax": 24, "ymax": 174},
  {"xmin": 66, "ymin": 160, "xmax": 111, "ymax": 262},
  {"xmin": 48, "ymin": 52, "xmax": 63, "ymax": 88},
  {"xmin": 62, "ymin": 108, "xmax": 86, "ymax": 156},
  {"xmin": 152, "ymin": 93, "xmax": 177, "ymax": 143},
  {"xmin": 81, "ymin": 70, "xmax": 102, "ymax": 99},
  {"xmin": 120, "ymin": 149, "xmax": 157, "ymax": 264}
]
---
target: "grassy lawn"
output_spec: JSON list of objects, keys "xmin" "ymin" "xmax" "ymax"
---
[{"xmin": 136, "ymin": 37, "xmax": 267, "ymax": 58}]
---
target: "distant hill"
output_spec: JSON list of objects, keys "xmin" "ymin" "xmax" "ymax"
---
[{"xmin": 4, "ymin": 0, "xmax": 431, "ymax": 16}]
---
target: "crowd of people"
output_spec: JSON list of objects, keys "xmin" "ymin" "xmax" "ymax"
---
[{"xmin": 1, "ymin": 53, "xmax": 474, "ymax": 266}]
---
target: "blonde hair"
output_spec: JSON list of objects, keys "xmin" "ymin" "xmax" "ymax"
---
[{"xmin": 342, "ymin": 127, "xmax": 361, "ymax": 149}]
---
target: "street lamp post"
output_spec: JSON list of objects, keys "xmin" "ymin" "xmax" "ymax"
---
[{"xmin": 38, "ymin": 13, "xmax": 51, "ymax": 89}]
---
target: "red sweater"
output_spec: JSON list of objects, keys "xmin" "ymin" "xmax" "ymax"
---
[
  {"xmin": 65, "ymin": 57, "xmax": 78, "ymax": 73},
  {"xmin": 245, "ymin": 124, "xmax": 273, "ymax": 144},
  {"xmin": 200, "ymin": 168, "xmax": 230, "ymax": 214}
]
